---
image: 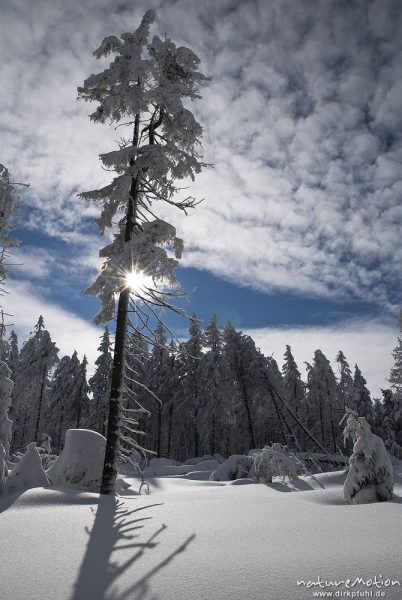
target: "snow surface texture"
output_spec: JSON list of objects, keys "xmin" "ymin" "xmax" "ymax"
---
[
  {"xmin": 47, "ymin": 429, "xmax": 106, "ymax": 491},
  {"xmin": 1, "ymin": 466, "xmax": 402, "ymax": 600}
]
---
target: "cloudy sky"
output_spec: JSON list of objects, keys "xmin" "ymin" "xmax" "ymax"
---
[{"xmin": 1, "ymin": 0, "xmax": 401, "ymax": 396}]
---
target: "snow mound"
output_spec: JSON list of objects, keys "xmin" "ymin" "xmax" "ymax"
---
[
  {"xmin": 209, "ymin": 454, "xmax": 254, "ymax": 481},
  {"xmin": 47, "ymin": 429, "xmax": 106, "ymax": 491},
  {"xmin": 6, "ymin": 442, "xmax": 49, "ymax": 495},
  {"xmin": 144, "ymin": 458, "xmax": 219, "ymax": 478}
]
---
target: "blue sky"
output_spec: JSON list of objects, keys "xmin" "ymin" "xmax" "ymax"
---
[{"xmin": 1, "ymin": 0, "xmax": 401, "ymax": 396}]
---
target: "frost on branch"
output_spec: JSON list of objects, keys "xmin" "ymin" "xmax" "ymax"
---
[
  {"xmin": 343, "ymin": 411, "xmax": 393, "ymax": 504},
  {"xmin": 0, "ymin": 164, "xmax": 20, "ymax": 287},
  {"xmin": 86, "ymin": 219, "xmax": 183, "ymax": 324}
]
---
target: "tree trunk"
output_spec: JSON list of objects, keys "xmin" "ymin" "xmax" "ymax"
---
[
  {"xmin": 157, "ymin": 403, "xmax": 162, "ymax": 457},
  {"xmin": 240, "ymin": 376, "xmax": 255, "ymax": 449},
  {"xmin": 101, "ymin": 115, "xmax": 139, "ymax": 495},
  {"xmin": 167, "ymin": 402, "xmax": 173, "ymax": 458},
  {"xmin": 57, "ymin": 407, "xmax": 64, "ymax": 454}
]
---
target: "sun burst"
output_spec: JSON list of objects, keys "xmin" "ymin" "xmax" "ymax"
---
[{"xmin": 124, "ymin": 269, "xmax": 152, "ymax": 295}]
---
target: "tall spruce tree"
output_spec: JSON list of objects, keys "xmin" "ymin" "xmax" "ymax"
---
[
  {"xmin": 179, "ymin": 316, "xmax": 204, "ymax": 458},
  {"xmin": 197, "ymin": 312, "xmax": 224, "ymax": 456},
  {"xmin": 146, "ymin": 322, "xmax": 168, "ymax": 457},
  {"xmin": 12, "ymin": 317, "xmax": 58, "ymax": 450},
  {"xmin": 282, "ymin": 345, "xmax": 306, "ymax": 419},
  {"xmin": 335, "ymin": 351, "xmax": 355, "ymax": 411},
  {"xmin": 389, "ymin": 310, "xmax": 402, "ymax": 394},
  {"xmin": 353, "ymin": 365, "xmax": 373, "ymax": 423},
  {"xmin": 88, "ymin": 327, "xmax": 113, "ymax": 436},
  {"xmin": 78, "ymin": 10, "xmax": 209, "ymax": 493},
  {"xmin": 305, "ymin": 350, "xmax": 343, "ymax": 453},
  {"xmin": 47, "ymin": 355, "xmax": 74, "ymax": 452}
]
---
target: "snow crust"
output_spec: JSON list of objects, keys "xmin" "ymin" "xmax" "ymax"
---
[{"xmin": 47, "ymin": 429, "xmax": 106, "ymax": 491}]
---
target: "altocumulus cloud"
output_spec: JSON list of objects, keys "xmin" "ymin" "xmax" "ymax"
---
[{"xmin": 1, "ymin": 0, "xmax": 402, "ymax": 312}]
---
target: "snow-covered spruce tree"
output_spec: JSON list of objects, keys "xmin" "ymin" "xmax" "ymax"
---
[
  {"xmin": 305, "ymin": 350, "xmax": 343, "ymax": 453},
  {"xmin": 6, "ymin": 330, "xmax": 18, "ymax": 382},
  {"xmin": 282, "ymin": 345, "xmax": 306, "ymax": 417},
  {"xmin": 78, "ymin": 11, "xmax": 208, "ymax": 493},
  {"xmin": 88, "ymin": 327, "xmax": 113, "ymax": 436},
  {"xmin": 197, "ymin": 312, "xmax": 224, "ymax": 456},
  {"xmin": 11, "ymin": 317, "xmax": 59, "ymax": 450},
  {"xmin": 222, "ymin": 324, "xmax": 257, "ymax": 452},
  {"xmin": 335, "ymin": 351, "xmax": 355, "ymax": 412},
  {"xmin": 137, "ymin": 322, "xmax": 167, "ymax": 457},
  {"xmin": 389, "ymin": 310, "xmax": 402, "ymax": 395},
  {"xmin": 353, "ymin": 365, "xmax": 373, "ymax": 424},
  {"xmin": 74, "ymin": 355, "xmax": 90, "ymax": 429},
  {"xmin": 342, "ymin": 411, "xmax": 393, "ymax": 504},
  {"xmin": 163, "ymin": 339, "xmax": 181, "ymax": 459},
  {"xmin": 6, "ymin": 330, "xmax": 18, "ymax": 420},
  {"xmin": 177, "ymin": 316, "xmax": 204, "ymax": 459},
  {"xmin": 380, "ymin": 388, "xmax": 402, "ymax": 447},
  {"xmin": 46, "ymin": 355, "xmax": 75, "ymax": 453},
  {"xmin": 0, "ymin": 325, "xmax": 14, "ymax": 493},
  {"xmin": 222, "ymin": 324, "xmax": 285, "ymax": 452}
]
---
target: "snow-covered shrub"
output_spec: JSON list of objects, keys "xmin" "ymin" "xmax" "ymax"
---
[
  {"xmin": 254, "ymin": 445, "xmax": 298, "ymax": 484},
  {"xmin": 37, "ymin": 434, "xmax": 57, "ymax": 469},
  {"xmin": 343, "ymin": 413, "xmax": 393, "ymax": 504},
  {"xmin": 47, "ymin": 429, "xmax": 106, "ymax": 491},
  {"xmin": 209, "ymin": 455, "xmax": 254, "ymax": 481},
  {"xmin": 6, "ymin": 442, "xmax": 49, "ymax": 495}
]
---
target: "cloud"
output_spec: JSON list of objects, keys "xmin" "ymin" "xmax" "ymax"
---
[
  {"xmin": 2, "ymin": 279, "xmax": 102, "ymax": 376},
  {"xmin": 245, "ymin": 316, "xmax": 397, "ymax": 399},
  {"xmin": 1, "ymin": 0, "xmax": 402, "ymax": 314}
]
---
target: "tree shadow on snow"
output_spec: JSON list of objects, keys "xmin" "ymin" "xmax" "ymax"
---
[{"xmin": 70, "ymin": 495, "xmax": 195, "ymax": 600}]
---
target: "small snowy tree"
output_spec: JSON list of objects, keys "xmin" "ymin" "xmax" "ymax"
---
[
  {"xmin": 342, "ymin": 410, "xmax": 393, "ymax": 504},
  {"xmin": 78, "ymin": 11, "xmax": 209, "ymax": 493},
  {"xmin": 254, "ymin": 444, "xmax": 298, "ymax": 484}
]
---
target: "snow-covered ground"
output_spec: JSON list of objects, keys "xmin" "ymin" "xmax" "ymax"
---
[{"xmin": 1, "ymin": 466, "xmax": 402, "ymax": 600}]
